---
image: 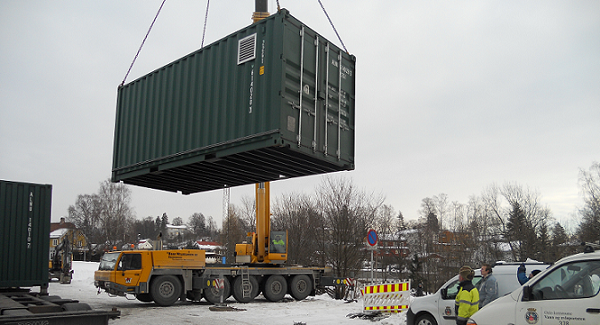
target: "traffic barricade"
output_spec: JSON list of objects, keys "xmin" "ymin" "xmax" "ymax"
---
[{"xmin": 361, "ymin": 281, "xmax": 410, "ymax": 313}]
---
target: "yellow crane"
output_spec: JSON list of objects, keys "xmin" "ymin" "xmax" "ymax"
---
[{"xmin": 234, "ymin": 1, "xmax": 288, "ymax": 265}]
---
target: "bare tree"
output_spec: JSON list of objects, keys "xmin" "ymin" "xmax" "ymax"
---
[
  {"xmin": 373, "ymin": 204, "xmax": 397, "ymax": 278},
  {"xmin": 238, "ymin": 195, "xmax": 256, "ymax": 234},
  {"xmin": 315, "ymin": 177, "xmax": 383, "ymax": 278},
  {"xmin": 479, "ymin": 183, "xmax": 552, "ymax": 262},
  {"xmin": 220, "ymin": 205, "xmax": 246, "ymax": 262},
  {"xmin": 67, "ymin": 193, "xmax": 102, "ymax": 258},
  {"xmin": 205, "ymin": 216, "xmax": 219, "ymax": 240},
  {"xmin": 172, "ymin": 217, "xmax": 184, "ymax": 226},
  {"xmin": 271, "ymin": 193, "xmax": 322, "ymax": 266},
  {"xmin": 375, "ymin": 204, "xmax": 396, "ymax": 236},
  {"xmin": 97, "ymin": 179, "xmax": 135, "ymax": 247},
  {"xmin": 434, "ymin": 194, "xmax": 448, "ymax": 230},
  {"xmin": 578, "ymin": 162, "xmax": 600, "ymax": 243},
  {"xmin": 189, "ymin": 213, "xmax": 206, "ymax": 238},
  {"xmin": 68, "ymin": 179, "xmax": 135, "ymax": 250}
]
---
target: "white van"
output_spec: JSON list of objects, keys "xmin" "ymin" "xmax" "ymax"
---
[
  {"xmin": 407, "ymin": 261, "xmax": 550, "ymax": 325},
  {"xmin": 467, "ymin": 248, "xmax": 600, "ymax": 325}
]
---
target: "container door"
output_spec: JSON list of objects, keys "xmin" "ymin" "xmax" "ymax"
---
[
  {"xmin": 516, "ymin": 259, "xmax": 600, "ymax": 325},
  {"xmin": 116, "ymin": 253, "xmax": 143, "ymax": 288},
  {"xmin": 283, "ymin": 25, "xmax": 321, "ymax": 151},
  {"xmin": 281, "ymin": 22, "xmax": 355, "ymax": 164}
]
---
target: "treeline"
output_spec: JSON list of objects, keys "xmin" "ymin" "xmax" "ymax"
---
[
  {"xmin": 68, "ymin": 162, "xmax": 599, "ymax": 293},
  {"xmin": 220, "ymin": 162, "xmax": 599, "ymax": 293},
  {"xmin": 67, "ymin": 180, "xmax": 220, "ymax": 252}
]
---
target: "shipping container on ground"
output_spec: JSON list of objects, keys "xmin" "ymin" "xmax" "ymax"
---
[
  {"xmin": 0, "ymin": 180, "xmax": 52, "ymax": 288},
  {"xmin": 112, "ymin": 8, "xmax": 356, "ymax": 194},
  {"xmin": 0, "ymin": 180, "xmax": 120, "ymax": 324}
]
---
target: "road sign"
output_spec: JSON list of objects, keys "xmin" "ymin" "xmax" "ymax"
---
[{"xmin": 367, "ymin": 229, "xmax": 378, "ymax": 246}]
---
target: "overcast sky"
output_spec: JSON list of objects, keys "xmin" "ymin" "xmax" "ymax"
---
[{"xmin": 1, "ymin": 1, "xmax": 598, "ymax": 231}]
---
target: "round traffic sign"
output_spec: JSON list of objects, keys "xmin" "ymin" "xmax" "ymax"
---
[{"xmin": 367, "ymin": 229, "xmax": 378, "ymax": 246}]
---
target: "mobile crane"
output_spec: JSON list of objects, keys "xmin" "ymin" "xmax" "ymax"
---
[
  {"xmin": 94, "ymin": 2, "xmax": 347, "ymax": 306},
  {"xmin": 94, "ymin": 179, "xmax": 340, "ymax": 306}
]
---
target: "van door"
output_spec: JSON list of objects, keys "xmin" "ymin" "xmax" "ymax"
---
[
  {"xmin": 438, "ymin": 276, "xmax": 482, "ymax": 325},
  {"xmin": 515, "ymin": 260, "xmax": 600, "ymax": 325}
]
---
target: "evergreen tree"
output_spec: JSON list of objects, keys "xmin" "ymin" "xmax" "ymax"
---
[
  {"xmin": 408, "ymin": 254, "xmax": 425, "ymax": 291},
  {"xmin": 551, "ymin": 222, "xmax": 569, "ymax": 260}
]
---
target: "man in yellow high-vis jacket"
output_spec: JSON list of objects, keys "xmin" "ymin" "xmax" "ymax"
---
[{"xmin": 455, "ymin": 266, "xmax": 479, "ymax": 325}]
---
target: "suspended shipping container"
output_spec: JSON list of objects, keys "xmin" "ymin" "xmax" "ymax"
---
[
  {"xmin": 0, "ymin": 180, "xmax": 52, "ymax": 288},
  {"xmin": 112, "ymin": 9, "xmax": 356, "ymax": 194}
]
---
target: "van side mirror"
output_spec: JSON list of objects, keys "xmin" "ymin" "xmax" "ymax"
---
[
  {"xmin": 522, "ymin": 285, "xmax": 531, "ymax": 301},
  {"xmin": 441, "ymin": 288, "xmax": 447, "ymax": 299}
]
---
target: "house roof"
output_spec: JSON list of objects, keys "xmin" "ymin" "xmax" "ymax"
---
[
  {"xmin": 50, "ymin": 228, "xmax": 69, "ymax": 239},
  {"xmin": 50, "ymin": 217, "xmax": 76, "ymax": 232},
  {"xmin": 166, "ymin": 224, "xmax": 188, "ymax": 230},
  {"xmin": 195, "ymin": 240, "xmax": 224, "ymax": 251}
]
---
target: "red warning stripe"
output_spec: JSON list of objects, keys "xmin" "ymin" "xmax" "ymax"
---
[
  {"xmin": 364, "ymin": 305, "xmax": 409, "ymax": 311},
  {"xmin": 364, "ymin": 282, "xmax": 409, "ymax": 294}
]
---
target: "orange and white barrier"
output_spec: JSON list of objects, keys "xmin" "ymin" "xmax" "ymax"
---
[{"xmin": 361, "ymin": 281, "xmax": 410, "ymax": 313}]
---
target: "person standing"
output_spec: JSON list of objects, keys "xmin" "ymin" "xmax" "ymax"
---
[
  {"xmin": 517, "ymin": 264, "xmax": 543, "ymax": 285},
  {"xmin": 416, "ymin": 283, "xmax": 424, "ymax": 297},
  {"xmin": 455, "ymin": 266, "xmax": 479, "ymax": 325},
  {"xmin": 517, "ymin": 263, "xmax": 529, "ymax": 285},
  {"xmin": 477, "ymin": 263, "xmax": 498, "ymax": 308}
]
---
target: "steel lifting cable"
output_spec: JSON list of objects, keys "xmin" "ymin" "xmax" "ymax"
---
[
  {"xmin": 120, "ymin": 0, "xmax": 167, "ymax": 87},
  {"xmin": 317, "ymin": 0, "xmax": 349, "ymax": 54},
  {"xmin": 201, "ymin": 0, "xmax": 210, "ymax": 48}
]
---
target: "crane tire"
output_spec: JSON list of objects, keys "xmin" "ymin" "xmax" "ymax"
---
[
  {"xmin": 289, "ymin": 274, "xmax": 312, "ymax": 301},
  {"xmin": 232, "ymin": 275, "xmax": 259, "ymax": 303},
  {"xmin": 264, "ymin": 275, "xmax": 288, "ymax": 302},
  {"xmin": 151, "ymin": 275, "xmax": 182, "ymax": 306},
  {"xmin": 204, "ymin": 277, "xmax": 231, "ymax": 304}
]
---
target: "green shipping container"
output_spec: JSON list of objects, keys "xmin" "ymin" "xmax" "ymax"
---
[
  {"xmin": 112, "ymin": 9, "xmax": 355, "ymax": 194},
  {"xmin": 0, "ymin": 180, "xmax": 52, "ymax": 288}
]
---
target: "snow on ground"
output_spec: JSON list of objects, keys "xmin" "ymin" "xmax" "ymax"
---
[{"xmin": 47, "ymin": 262, "xmax": 408, "ymax": 325}]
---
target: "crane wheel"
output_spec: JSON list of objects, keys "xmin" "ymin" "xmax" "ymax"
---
[
  {"xmin": 232, "ymin": 276, "xmax": 259, "ymax": 303},
  {"xmin": 151, "ymin": 275, "xmax": 182, "ymax": 306},
  {"xmin": 264, "ymin": 275, "xmax": 288, "ymax": 302},
  {"xmin": 289, "ymin": 275, "xmax": 312, "ymax": 300},
  {"xmin": 204, "ymin": 277, "xmax": 231, "ymax": 304}
]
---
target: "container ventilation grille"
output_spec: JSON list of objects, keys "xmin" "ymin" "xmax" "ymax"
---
[{"xmin": 237, "ymin": 33, "xmax": 257, "ymax": 65}]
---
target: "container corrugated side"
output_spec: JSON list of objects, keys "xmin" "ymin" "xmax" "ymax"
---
[
  {"xmin": 0, "ymin": 180, "xmax": 52, "ymax": 288},
  {"xmin": 112, "ymin": 9, "xmax": 355, "ymax": 194}
]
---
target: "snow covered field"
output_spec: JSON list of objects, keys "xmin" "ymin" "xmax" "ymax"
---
[{"xmin": 47, "ymin": 262, "xmax": 408, "ymax": 325}]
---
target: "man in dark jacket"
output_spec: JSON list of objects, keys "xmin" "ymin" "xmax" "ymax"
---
[{"xmin": 455, "ymin": 266, "xmax": 479, "ymax": 325}]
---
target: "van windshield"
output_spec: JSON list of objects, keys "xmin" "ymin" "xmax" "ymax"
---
[
  {"xmin": 98, "ymin": 252, "xmax": 121, "ymax": 271},
  {"xmin": 531, "ymin": 260, "xmax": 600, "ymax": 300}
]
